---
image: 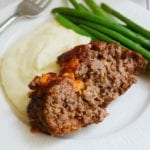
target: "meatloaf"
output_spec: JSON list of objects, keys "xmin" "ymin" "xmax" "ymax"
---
[{"xmin": 27, "ymin": 41, "xmax": 147, "ymax": 136}]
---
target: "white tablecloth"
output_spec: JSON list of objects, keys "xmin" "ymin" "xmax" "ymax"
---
[{"xmin": 0, "ymin": 0, "xmax": 149, "ymax": 10}]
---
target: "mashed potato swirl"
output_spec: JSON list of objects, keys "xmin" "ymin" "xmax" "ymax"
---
[{"xmin": 0, "ymin": 20, "xmax": 90, "ymax": 121}]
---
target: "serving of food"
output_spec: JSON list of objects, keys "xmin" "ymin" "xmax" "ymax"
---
[
  {"xmin": 27, "ymin": 41, "xmax": 147, "ymax": 136},
  {"xmin": 0, "ymin": 0, "xmax": 150, "ymax": 149}
]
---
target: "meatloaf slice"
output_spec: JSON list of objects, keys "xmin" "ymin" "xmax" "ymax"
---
[
  {"xmin": 28, "ymin": 73, "xmax": 107, "ymax": 136},
  {"xmin": 58, "ymin": 41, "xmax": 148, "ymax": 107},
  {"xmin": 27, "ymin": 41, "xmax": 147, "ymax": 136}
]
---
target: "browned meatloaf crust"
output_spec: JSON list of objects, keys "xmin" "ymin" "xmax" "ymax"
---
[
  {"xmin": 58, "ymin": 41, "xmax": 147, "ymax": 107},
  {"xmin": 27, "ymin": 41, "xmax": 147, "ymax": 136}
]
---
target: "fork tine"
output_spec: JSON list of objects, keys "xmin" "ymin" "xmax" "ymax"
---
[{"xmin": 39, "ymin": 0, "xmax": 51, "ymax": 8}]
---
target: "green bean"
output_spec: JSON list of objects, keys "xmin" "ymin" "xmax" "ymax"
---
[
  {"xmin": 84, "ymin": 0, "xmax": 116, "ymax": 23},
  {"xmin": 78, "ymin": 3, "xmax": 90, "ymax": 12},
  {"xmin": 79, "ymin": 25, "xmax": 115, "ymax": 43},
  {"xmin": 52, "ymin": 7, "xmax": 150, "ymax": 48},
  {"xmin": 85, "ymin": 0, "xmax": 150, "ymax": 45},
  {"xmin": 101, "ymin": 3, "xmax": 150, "ymax": 38},
  {"xmin": 69, "ymin": 0, "xmax": 86, "ymax": 11},
  {"xmin": 55, "ymin": 14, "xmax": 96, "ymax": 40},
  {"xmin": 69, "ymin": 0, "xmax": 80, "ymax": 9},
  {"xmin": 65, "ymin": 16, "xmax": 150, "ymax": 60},
  {"xmin": 85, "ymin": 0, "xmax": 111, "ymax": 18}
]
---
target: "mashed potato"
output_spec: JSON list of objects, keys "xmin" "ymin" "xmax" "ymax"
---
[{"xmin": 0, "ymin": 20, "xmax": 90, "ymax": 122}]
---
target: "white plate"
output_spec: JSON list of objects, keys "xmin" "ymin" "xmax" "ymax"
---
[{"xmin": 0, "ymin": 0, "xmax": 150, "ymax": 150}]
